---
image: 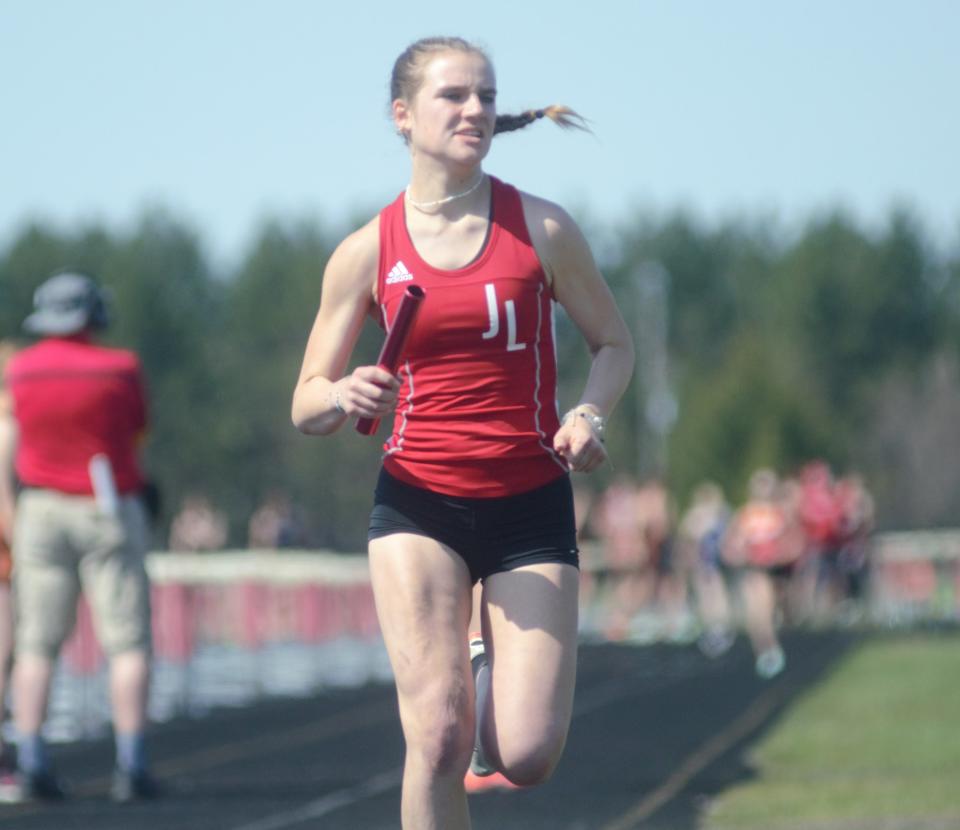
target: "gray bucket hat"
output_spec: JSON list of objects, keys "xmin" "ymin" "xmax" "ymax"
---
[{"xmin": 23, "ymin": 272, "xmax": 110, "ymax": 336}]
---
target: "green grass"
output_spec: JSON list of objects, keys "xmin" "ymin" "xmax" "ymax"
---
[{"xmin": 704, "ymin": 631, "xmax": 960, "ymax": 829}]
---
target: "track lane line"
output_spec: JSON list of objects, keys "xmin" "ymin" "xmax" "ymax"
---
[
  {"xmin": 220, "ymin": 669, "xmax": 686, "ymax": 829},
  {"xmin": 67, "ymin": 696, "xmax": 397, "ymax": 798},
  {"xmin": 230, "ymin": 767, "xmax": 404, "ymax": 830},
  {"xmin": 598, "ymin": 680, "xmax": 791, "ymax": 830}
]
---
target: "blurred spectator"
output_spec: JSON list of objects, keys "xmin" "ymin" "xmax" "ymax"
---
[
  {"xmin": 723, "ymin": 468, "xmax": 802, "ymax": 678},
  {"xmin": 677, "ymin": 481, "xmax": 734, "ymax": 658},
  {"xmin": 831, "ymin": 472, "xmax": 875, "ymax": 619},
  {"xmin": 0, "ymin": 339, "xmax": 22, "ymax": 779},
  {"xmin": 797, "ymin": 461, "xmax": 840, "ymax": 547},
  {"xmin": 570, "ymin": 484, "xmax": 601, "ymax": 617},
  {"xmin": 796, "ymin": 460, "xmax": 845, "ymax": 621},
  {"xmin": 592, "ymin": 475, "xmax": 674, "ymax": 641},
  {"xmin": 638, "ymin": 477, "xmax": 688, "ymax": 640},
  {"xmin": 591, "ymin": 475, "xmax": 651, "ymax": 640},
  {"xmin": 5, "ymin": 271, "xmax": 158, "ymax": 801},
  {"xmin": 247, "ymin": 491, "xmax": 306, "ymax": 549},
  {"xmin": 775, "ymin": 472, "xmax": 815, "ymax": 622},
  {"xmin": 168, "ymin": 494, "xmax": 228, "ymax": 552}
]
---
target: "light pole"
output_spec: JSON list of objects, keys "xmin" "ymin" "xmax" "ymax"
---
[{"xmin": 633, "ymin": 261, "xmax": 676, "ymax": 478}]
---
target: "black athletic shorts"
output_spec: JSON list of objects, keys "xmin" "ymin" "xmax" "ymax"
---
[{"xmin": 368, "ymin": 468, "xmax": 579, "ymax": 585}]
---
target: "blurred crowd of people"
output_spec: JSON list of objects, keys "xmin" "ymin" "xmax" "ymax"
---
[
  {"xmin": 166, "ymin": 491, "xmax": 306, "ymax": 552},
  {"xmin": 576, "ymin": 460, "xmax": 875, "ymax": 678},
  {"xmin": 168, "ymin": 460, "xmax": 878, "ymax": 684}
]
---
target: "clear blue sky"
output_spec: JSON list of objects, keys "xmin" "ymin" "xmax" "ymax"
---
[{"xmin": 2, "ymin": 1, "xmax": 957, "ymax": 268}]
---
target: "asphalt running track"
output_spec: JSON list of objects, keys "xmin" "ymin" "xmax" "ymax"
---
[{"xmin": 0, "ymin": 630, "xmax": 854, "ymax": 830}]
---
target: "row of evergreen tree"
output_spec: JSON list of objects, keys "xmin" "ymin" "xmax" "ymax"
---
[{"xmin": 2, "ymin": 206, "xmax": 958, "ymax": 549}]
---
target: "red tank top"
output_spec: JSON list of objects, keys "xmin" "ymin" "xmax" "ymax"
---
[
  {"xmin": 738, "ymin": 502, "xmax": 788, "ymax": 567},
  {"xmin": 7, "ymin": 336, "xmax": 147, "ymax": 495},
  {"xmin": 377, "ymin": 176, "xmax": 568, "ymax": 497}
]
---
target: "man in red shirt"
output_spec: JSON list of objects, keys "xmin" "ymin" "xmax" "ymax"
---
[{"xmin": 2, "ymin": 271, "xmax": 158, "ymax": 803}]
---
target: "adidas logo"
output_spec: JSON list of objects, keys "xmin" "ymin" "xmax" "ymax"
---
[{"xmin": 386, "ymin": 261, "xmax": 413, "ymax": 284}]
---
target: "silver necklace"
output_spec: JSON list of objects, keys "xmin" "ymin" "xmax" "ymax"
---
[{"xmin": 405, "ymin": 173, "xmax": 485, "ymax": 211}]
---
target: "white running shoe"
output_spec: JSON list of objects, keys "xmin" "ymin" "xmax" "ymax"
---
[
  {"xmin": 755, "ymin": 646, "xmax": 786, "ymax": 679},
  {"xmin": 469, "ymin": 633, "xmax": 495, "ymax": 777},
  {"xmin": 698, "ymin": 627, "xmax": 735, "ymax": 659}
]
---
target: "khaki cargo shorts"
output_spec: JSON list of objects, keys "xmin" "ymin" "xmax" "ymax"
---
[{"xmin": 13, "ymin": 488, "xmax": 152, "ymax": 658}]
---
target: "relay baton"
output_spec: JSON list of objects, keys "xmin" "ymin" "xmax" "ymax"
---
[{"xmin": 355, "ymin": 284, "xmax": 425, "ymax": 436}]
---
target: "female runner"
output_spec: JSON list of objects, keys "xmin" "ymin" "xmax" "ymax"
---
[{"xmin": 292, "ymin": 36, "xmax": 634, "ymax": 829}]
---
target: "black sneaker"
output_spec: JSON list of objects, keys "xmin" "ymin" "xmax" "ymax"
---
[
  {"xmin": 110, "ymin": 767, "xmax": 161, "ymax": 803},
  {"xmin": 0, "ymin": 768, "xmax": 68, "ymax": 803}
]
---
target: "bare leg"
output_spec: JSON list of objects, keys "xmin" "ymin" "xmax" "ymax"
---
[
  {"xmin": 605, "ymin": 567, "xmax": 656, "ymax": 640},
  {"xmin": 369, "ymin": 534, "xmax": 474, "ymax": 830},
  {"xmin": 695, "ymin": 567, "xmax": 732, "ymax": 633},
  {"xmin": 479, "ymin": 563, "xmax": 579, "ymax": 786},
  {"xmin": 742, "ymin": 570, "xmax": 779, "ymax": 655},
  {"xmin": 109, "ymin": 650, "xmax": 150, "ymax": 734},
  {"xmin": 12, "ymin": 653, "xmax": 55, "ymax": 736},
  {"xmin": 694, "ymin": 566, "xmax": 735, "ymax": 657},
  {"xmin": 741, "ymin": 570, "xmax": 785, "ymax": 677}
]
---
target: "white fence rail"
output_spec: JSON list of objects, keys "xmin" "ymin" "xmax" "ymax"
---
[{"xmin": 42, "ymin": 535, "xmax": 959, "ymax": 741}]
